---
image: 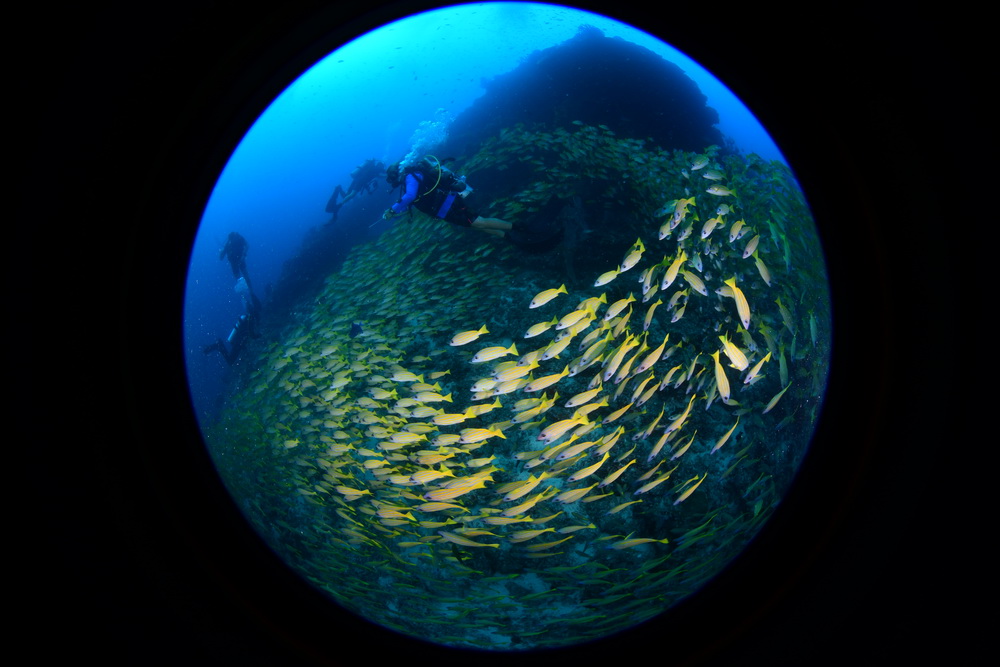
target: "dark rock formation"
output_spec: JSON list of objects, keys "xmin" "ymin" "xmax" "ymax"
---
[{"xmin": 442, "ymin": 25, "xmax": 722, "ymax": 159}]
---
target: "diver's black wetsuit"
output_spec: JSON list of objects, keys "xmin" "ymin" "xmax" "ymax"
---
[
  {"xmin": 389, "ymin": 167, "xmax": 477, "ymax": 227},
  {"xmin": 326, "ymin": 159, "xmax": 385, "ymax": 220},
  {"xmin": 220, "ymin": 232, "xmax": 249, "ymax": 282},
  {"xmin": 203, "ymin": 302, "xmax": 260, "ymax": 365}
]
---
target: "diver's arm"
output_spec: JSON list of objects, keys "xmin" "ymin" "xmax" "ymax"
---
[{"xmin": 390, "ymin": 173, "xmax": 421, "ymax": 214}]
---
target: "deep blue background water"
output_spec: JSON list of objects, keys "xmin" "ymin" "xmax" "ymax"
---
[{"xmin": 183, "ymin": 1, "xmax": 786, "ymax": 423}]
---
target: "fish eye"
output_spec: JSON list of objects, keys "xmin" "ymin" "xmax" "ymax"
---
[{"xmin": 172, "ymin": 0, "xmax": 833, "ymax": 658}]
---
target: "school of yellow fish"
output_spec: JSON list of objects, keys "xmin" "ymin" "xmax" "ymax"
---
[{"xmin": 204, "ymin": 124, "xmax": 830, "ymax": 650}]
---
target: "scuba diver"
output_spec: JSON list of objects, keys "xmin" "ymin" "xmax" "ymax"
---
[
  {"xmin": 203, "ymin": 277, "xmax": 261, "ymax": 366},
  {"xmin": 382, "ymin": 156, "xmax": 516, "ymax": 239},
  {"xmin": 325, "ymin": 158, "xmax": 386, "ymax": 222},
  {"xmin": 219, "ymin": 231, "xmax": 252, "ymax": 290}
]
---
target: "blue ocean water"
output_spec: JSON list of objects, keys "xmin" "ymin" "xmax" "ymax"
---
[{"xmin": 184, "ymin": 1, "xmax": 786, "ymax": 422}]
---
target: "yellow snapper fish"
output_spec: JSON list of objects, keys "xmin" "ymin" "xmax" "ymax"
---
[
  {"xmin": 554, "ymin": 483, "xmax": 600, "ymax": 505},
  {"xmin": 438, "ymin": 531, "xmax": 499, "ymax": 548},
  {"xmin": 706, "ymin": 184, "xmax": 735, "ymax": 196},
  {"xmin": 710, "ymin": 350, "xmax": 731, "ymax": 403},
  {"xmin": 762, "ymin": 382, "xmax": 792, "ymax": 414},
  {"xmin": 565, "ymin": 384, "xmax": 604, "ymax": 408},
  {"xmin": 502, "ymin": 472, "xmax": 552, "ymax": 502},
  {"xmin": 674, "ymin": 196, "xmax": 696, "ymax": 214},
  {"xmin": 529, "ymin": 284, "xmax": 568, "ymax": 308},
  {"xmin": 681, "ymin": 270, "xmax": 708, "ymax": 296},
  {"xmin": 414, "ymin": 390, "xmax": 453, "ymax": 403},
  {"xmin": 719, "ymin": 333, "xmax": 749, "ymax": 370},
  {"xmin": 524, "ymin": 317, "xmax": 558, "ymax": 338},
  {"xmin": 450, "ymin": 325, "xmax": 489, "ymax": 346},
  {"xmin": 619, "ymin": 238, "xmax": 646, "ymax": 273},
  {"xmin": 728, "ymin": 218, "xmax": 745, "ymax": 242},
  {"xmin": 541, "ymin": 334, "xmax": 576, "ymax": 361},
  {"xmin": 432, "ymin": 411, "xmax": 474, "ymax": 426},
  {"xmin": 742, "ymin": 234, "xmax": 761, "ymax": 259},
  {"xmin": 642, "ymin": 298, "xmax": 663, "ymax": 332},
  {"xmin": 744, "ymin": 350, "xmax": 771, "ymax": 384},
  {"xmin": 670, "ymin": 303, "xmax": 687, "ymax": 323},
  {"xmin": 493, "ymin": 361, "xmax": 537, "ymax": 383},
  {"xmin": 604, "ymin": 293, "xmax": 637, "ymax": 321},
  {"xmin": 673, "ymin": 472, "xmax": 708, "ymax": 504},
  {"xmin": 594, "ymin": 268, "xmax": 620, "ymax": 287},
  {"xmin": 658, "ymin": 217, "xmax": 673, "ymax": 240},
  {"xmin": 700, "ymin": 216, "xmax": 724, "ymax": 239},
  {"xmin": 472, "ymin": 342, "xmax": 518, "ymax": 363},
  {"xmin": 459, "ymin": 427, "xmax": 507, "ymax": 444},
  {"xmin": 633, "ymin": 333, "xmax": 670, "ymax": 375},
  {"xmin": 665, "ymin": 394, "xmax": 697, "ymax": 434},
  {"xmin": 537, "ymin": 416, "xmax": 588, "ymax": 443},
  {"xmin": 752, "ymin": 250, "xmax": 772, "ymax": 286},
  {"xmin": 668, "ymin": 431, "xmax": 697, "ymax": 461},
  {"xmin": 523, "ymin": 365, "xmax": 570, "ymax": 393},
  {"xmin": 567, "ymin": 452, "xmax": 611, "ymax": 483},
  {"xmin": 711, "ymin": 416, "xmax": 740, "ymax": 454},
  {"xmin": 598, "ymin": 458, "xmax": 636, "ymax": 488},
  {"xmin": 661, "ymin": 250, "xmax": 687, "ymax": 290},
  {"xmin": 556, "ymin": 307, "xmax": 594, "ymax": 331},
  {"xmin": 607, "ymin": 534, "xmax": 670, "ymax": 549},
  {"xmin": 725, "ymin": 277, "xmax": 752, "ymax": 330}
]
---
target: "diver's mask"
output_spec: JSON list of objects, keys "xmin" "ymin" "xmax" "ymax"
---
[{"xmin": 386, "ymin": 163, "xmax": 402, "ymax": 187}]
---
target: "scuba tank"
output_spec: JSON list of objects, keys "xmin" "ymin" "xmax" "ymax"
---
[{"xmin": 386, "ymin": 155, "xmax": 469, "ymax": 222}]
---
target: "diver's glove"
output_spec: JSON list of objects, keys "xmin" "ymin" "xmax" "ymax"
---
[
  {"xmin": 457, "ymin": 175, "xmax": 472, "ymax": 199},
  {"xmin": 382, "ymin": 208, "xmax": 395, "ymax": 220}
]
